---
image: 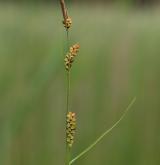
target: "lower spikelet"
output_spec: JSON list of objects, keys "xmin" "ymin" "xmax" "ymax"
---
[
  {"xmin": 66, "ymin": 112, "xmax": 76, "ymax": 148},
  {"xmin": 63, "ymin": 17, "xmax": 72, "ymax": 29},
  {"xmin": 64, "ymin": 44, "xmax": 80, "ymax": 71}
]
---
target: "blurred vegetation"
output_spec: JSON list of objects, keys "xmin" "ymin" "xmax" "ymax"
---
[
  {"xmin": 0, "ymin": 3, "xmax": 160, "ymax": 165},
  {"xmin": 0, "ymin": 0, "xmax": 159, "ymax": 6}
]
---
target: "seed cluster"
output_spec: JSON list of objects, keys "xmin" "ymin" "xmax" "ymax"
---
[
  {"xmin": 63, "ymin": 17, "xmax": 72, "ymax": 29},
  {"xmin": 64, "ymin": 44, "xmax": 80, "ymax": 71},
  {"xmin": 66, "ymin": 112, "xmax": 76, "ymax": 148}
]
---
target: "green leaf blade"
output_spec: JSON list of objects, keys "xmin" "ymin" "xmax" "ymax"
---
[{"xmin": 69, "ymin": 97, "xmax": 136, "ymax": 165}]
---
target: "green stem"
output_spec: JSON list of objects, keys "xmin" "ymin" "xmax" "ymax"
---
[
  {"xmin": 69, "ymin": 97, "xmax": 136, "ymax": 165},
  {"xmin": 66, "ymin": 71, "xmax": 70, "ymax": 113},
  {"xmin": 66, "ymin": 29, "xmax": 69, "ymax": 49},
  {"xmin": 66, "ymin": 29, "xmax": 71, "ymax": 165},
  {"xmin": 66, "ymin": 146, "xmax": 71, "ymax": 165},
  {"xmin": 66, "ymin": 71, "xmax": 70, "ymax": 165},
  {"xmin": 66, "ymin": 28, "xmax": 70, "ymax": 114}
]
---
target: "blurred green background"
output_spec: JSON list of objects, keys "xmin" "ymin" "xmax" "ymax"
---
[{"xmin": 0, "ymin": 1, "xmax": 160, "ymax": 165}]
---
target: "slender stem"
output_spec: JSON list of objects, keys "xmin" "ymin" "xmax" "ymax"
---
[
  {"xmin": 65, "ymin": 27, "xmax": 71, "ymax": 165},
  {"xmin": 59, "ymin": 1, "xmax": 71, "ymax": 165},
  {"xmin": 66, "ymin": 71, "xmax": 70, "ymax": 113},
  {"xmin": 66, "ymin": 29, "xmax": 69, "ymax": 51},
  {"xmin": 66, "ymin": 146, "xmax": 71, "ymax": 165},
  {"xmin": 69, "ymin": 97, "xmax": 136, "ymax": 165},
  {"xmin": 66, "ymin": 29, "xmax": 70, "ymax": 114},
  {"xmin": 65, "ymin": 69, "xmax": 71, "ymax": 165}
]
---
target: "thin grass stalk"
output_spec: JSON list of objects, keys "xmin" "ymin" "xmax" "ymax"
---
[
  {"xmin": 59, "ymin": 1, "xmax": 71, "ymax": 164},
  {"xmin": 66, "ymin": 30, "xmax": 69, "ymax": 51},
  {"xmin": 66, "ymin": 55, "xmax": 71, "ymax": 165},
  {"xmin": 66, "ymin": 23, "xmax": 71, "ymax": 165},
  {"xmin": 66, "ymin": 146, "xmax": 71, "ymax": 165},
  {"xmin": 66, "ymin": 71, "xmax": 70, "ymax": 113},
  {"xmin": 66, "ymin": 21, "xmax": 70, "ymax": 115},
  {"xmin": 65, "ymin": 57, "xmax": 71, "ymax": 165},
  {"xmin": 65, "ymin": 31, "xmax": 70, "ymax": 165}
]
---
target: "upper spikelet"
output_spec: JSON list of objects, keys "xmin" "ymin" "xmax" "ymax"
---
[
  {"xmin": 64, "ymin": 44, "xmax": 80, "ymax": 71},
  {"xmin": 70, "ymin": 44, "xmax": 80, "ymax": 56},
  {"xmin": 66, "ymin": 112, "xmax": 76, "ymax": 148},
  {"xmin": 63, "ymin": 17, "xmax": 72, "ymax": 29}
]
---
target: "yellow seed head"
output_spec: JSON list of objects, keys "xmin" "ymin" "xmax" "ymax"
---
[
  {"xmin": 66, "ymin": 112, "xmax": 76, "ymax": 148},
  {"xmin": 70, "ymin": 44, "xmax": 80, "ymax": 56},
  {"xmin": 64, "ymin": 44, "xmax": 80, "ymax": 71},
  {"xmin": 63, "ymin": 17, "xmax": 72, "ymax": 29}
]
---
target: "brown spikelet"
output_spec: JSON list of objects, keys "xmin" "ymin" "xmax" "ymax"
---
[
  {"xmin": 63, "ymin": 17, "xmax": 72, "ymax": 29},
  {"xmin": 66, "ymin": 112, "xmax": 76, "ymax": 148},
  {"xmin": 70, "ymin": 44, "xmax": 80, "ymax": 56},
  {"xmin": 64, "ymin": 44, "xmax": 80, "ymax": 71}
]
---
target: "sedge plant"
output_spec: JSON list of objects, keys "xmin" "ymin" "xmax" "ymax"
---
[{"xmin": 59, "ymin": 1, "xmax": 136, "ymax": 165}]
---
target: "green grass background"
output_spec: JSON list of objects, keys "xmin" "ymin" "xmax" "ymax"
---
[{"xmin": 0, "ymin": 3, "xmax": 160, "ymax": 165}]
